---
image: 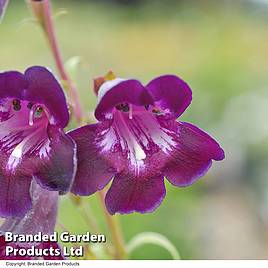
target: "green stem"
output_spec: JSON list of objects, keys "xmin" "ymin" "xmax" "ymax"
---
[
  {"xmin": 69, "ymin": 196, "xmax": 100, "ymax": 234},
  {"xmin": 98, "ymin": 191, "xmax": 127, "ymax": 259},
  {"xmin": 69, "ymin": 196, "xmax": 114, "ymax": 258},
  {"xmin": 30, "ymin": 0, "xmax": 83, "ymax": 123}
]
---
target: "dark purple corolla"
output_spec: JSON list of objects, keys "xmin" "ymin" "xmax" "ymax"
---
[
  {"xmin": 0, "ymin": 66, "xmax": 76, "ymax": 217},
  {"xmin": 0, "ymin": 182, "xmax": 63, "ymax": 260},
  {"xmin": 69, "ymin": 74, "xmax": 225, "ymax": 215}
]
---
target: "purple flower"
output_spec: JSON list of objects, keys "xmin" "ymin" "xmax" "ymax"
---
[
  {"xmin": 0, "ymin": 66, "xmax": 77, "ymax": 218},
  {"xmin": 69, "ymin": 74, "xmax": 225, "ymax": 215},
  {"xmin": 0, "ymin": 0, "xmax": 8, "ymax": 21},
  {"xmin": 0, "ymin": 182, "xmax": 63, "ymax": 260}
]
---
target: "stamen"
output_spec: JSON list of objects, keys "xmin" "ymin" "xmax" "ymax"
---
[
  {"xmin": 12, "ymin": 99, "xmax": 21, "ymax": 111},
  {"xmin": 27, "ymin": 102, "xmax": 33, "ymax": 109},
  {"xmin": 116, "ymin": 103, "xmax": 129, "ymax": 112},
  {"xmin": 29, "ymin": 106, "xmax": 35, "ymax": 126},
  {"xmin": 152, "ymin": 108, "xmax": 161, "ymax": 115},
  {"xmin": 28, "ymin": 105, "xmax": 43, "ymax": 126},
  {"xmin": 35, "ymin": 106, "xmax": 43, "ymax": 118},
  {"xmin": 144, "ymin": 104, "xmax": 149, "ymax": 110},
  {"xmin": 129, "ymin": 104, "xmax": 133, "ymax": 120}
]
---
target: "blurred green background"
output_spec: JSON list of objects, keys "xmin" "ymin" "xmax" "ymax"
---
[{"xmin": 1, "ymin": 0, "xmax": 268, "ymax": 260}]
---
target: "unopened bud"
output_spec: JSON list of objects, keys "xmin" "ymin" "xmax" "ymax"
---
[{"xmin": 93, "ymin": 70, "xmax": 116, "ymax": 95}]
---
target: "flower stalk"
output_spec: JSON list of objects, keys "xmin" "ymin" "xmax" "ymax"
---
[
  {"xmin": 98, "ymin": 191, "xmax": 127, "ymax": 260},
  {"xmin": 29, "ymin": 0, "xmax": 83, "ymax": 123}
]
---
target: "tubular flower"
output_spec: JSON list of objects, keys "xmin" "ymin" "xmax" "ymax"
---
[
  {"xmin": 69, "ymin": 74, "xmax": 225, "ymax": 215},
  {"xmin": 0, "ymin": 182, "xmax": 63, "ymax": 260},
  {"xmin": 0, "ymin": 66, "xmax": 77, "ymax": 217}
]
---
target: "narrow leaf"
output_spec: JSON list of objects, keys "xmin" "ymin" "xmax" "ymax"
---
[{"xmin": 127, "ymin": 232, "xmax": 181, "ymax": 260}]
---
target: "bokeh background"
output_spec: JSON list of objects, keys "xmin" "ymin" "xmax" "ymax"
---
[{"xmin": 1, "ymin": 0, "xmax": 268, "ymax": 260}]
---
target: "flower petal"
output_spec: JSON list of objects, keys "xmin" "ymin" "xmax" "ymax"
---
[
  {"xmin": 0, "ymin": 67, "xmax": 69, "ymax": 128},
  {"xmin": 68, "ymin": 123, "xmax": 116, "ymax": 195},
  {"xmin": 0, "ymin": 124, "xmax": 75, "ymax": 203},
  {"xmin": 146, "ymin": 75, "xmax": 192, "ymax": 118},
  {"xmin": 0, "ymin": 71, "xmax": 28, "ymax": 100},
  {"xmin": 95, "ymin": 79, "xmax": 154, "ymax": 121},
  {"xmin": 0, "ymin": 235, "xmax": 5, "ymax": 247},
  {"xmin": 33, "ymin": 125, "xmax": 77, "ymax": 193},
  {"xmin": 24, "ymin": 66, "xmax": 69, "ymax": 128},
  {"xmin": 0, "ymin": 183, "xmax": 59, "ymax": 260},
  {"xmin": 0, "ymin": 182, "xmax": 58, "ymax": 235},
  {"xmin": 0, "ymin": 172, "xmax": 32, "ymax": 218},
  {"xmin": 162, "ymin": 120, "xmax": 225, "ymax": 187},
  {"xmin": 105, "ymin": 172, "xmax": 166, "ymax": 214}
]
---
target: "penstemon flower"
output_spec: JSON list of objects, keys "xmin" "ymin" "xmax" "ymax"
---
[
  {"xmin": 69, "ymin": 74, "xmax": 225, "ymax": 215},
  {"xmin": 0, "ymin": 66, "xmax": 77, "ymax": 217},
  {"xmin": 0, "ymin": 182, "xmax": 63, "ymax": 260}
]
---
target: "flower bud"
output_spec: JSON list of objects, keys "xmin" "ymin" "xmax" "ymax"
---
[{"xmin": 93, "ymin": 71, "xmax": 116, "ymax": 95}]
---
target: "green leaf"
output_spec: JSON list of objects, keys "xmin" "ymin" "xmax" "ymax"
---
[{"xmin": 127, "ymin": 232, "xmax": 181, "ymax": 260}]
